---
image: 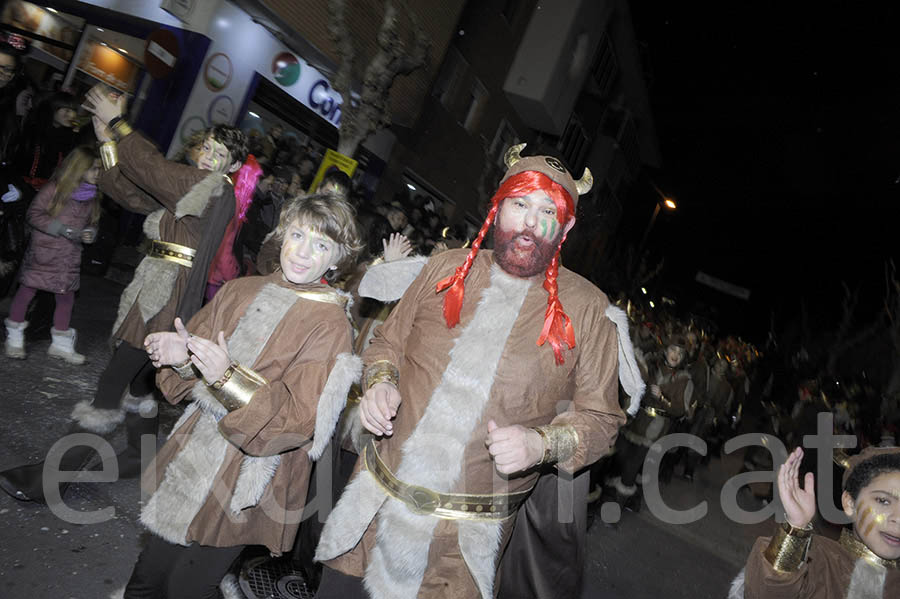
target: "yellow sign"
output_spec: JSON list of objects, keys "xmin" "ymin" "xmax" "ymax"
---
[{"xmin": 308, "ymin": 148, "xmax": 358, "ymax": 193}]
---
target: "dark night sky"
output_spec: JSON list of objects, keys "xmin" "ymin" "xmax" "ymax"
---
[{"xmin": 625, "ymin": 3, "xmax": 900, "ymax": 340}]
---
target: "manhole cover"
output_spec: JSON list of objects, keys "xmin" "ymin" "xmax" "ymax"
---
[{"xmin": 239, "ymin": 556, "xmax": 314, "ymax": 599}]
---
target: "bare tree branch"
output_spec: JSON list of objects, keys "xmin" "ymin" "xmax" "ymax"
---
[{"xmin": 326, "ymin": 0, "xmax": 355, "ymax": 96}]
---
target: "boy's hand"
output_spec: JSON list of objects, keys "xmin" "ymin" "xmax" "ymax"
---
[
  {"xmin": 82, "ymin": 85, "xmax": 126, "ymax": 125},
  {"xmin": 187, "ymin": 331, "xmax": 232, "ymax": 385},
  {"xmin": 360, "ymin": 382, "xmax": 401, "ymax": 436},
  {"xmin": 485, "ymin": 420, "xmax": 544, "ymax": 475},
  {"xmin": 778, "ymin": 447, "xmax": 817, "ymax": 529}
]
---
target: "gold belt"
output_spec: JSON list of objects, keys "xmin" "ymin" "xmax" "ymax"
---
[
  {"xmin": 364, "ymin": 440, "xmax": 531, "ymax": 520},
  {"xmin": 148, "ymin": 240, "xmax": 196, "ymax": 268}
]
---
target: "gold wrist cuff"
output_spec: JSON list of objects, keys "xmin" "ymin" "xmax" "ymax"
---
[
  {"xmin": 99, "ymin": 141, "xmax": 118, "ymax": 170},
  {"xmin": 111, "ymin": 119, "xmax": 134, "ymax": 139},
  {"xmin": 171, "ymin": 358, "xmax": 198, "ymax": 380},
  {"xmin": 764, "ymin": 521, "xmax": 813, "ymax": 572},
  {"xmin": 209, "ymin": 363, "xmax": 267, "ymax": 412},
  {"xmin": 364, "ymin": 360, "xmax": 399, "ymax": 391},
  {"xmin": 532, "ymin": 424, "xmax": 579, "ymax": 466}
]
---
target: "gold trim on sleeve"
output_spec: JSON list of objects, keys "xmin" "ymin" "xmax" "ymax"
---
[
  {"xmin": 209, "ymin": 363, "xmax": 268, "ymax": 412},
  {"xmin": 532, "ymin": 424, "xmax": 579, "ymax": 465},
  {"xmin": 99, "ymin": 141, "xmax": 118, "ymax": 170},
  {"xmin": 364, "ymin": 360, "xmax": 399, "ymax": 391},
  {"xmin": 111, "ymin": 119, "xmax": 134, "ymax": 139},
  {"xmin": 763, "ymin": 521, "xmax": 813, "ymax": 573}
]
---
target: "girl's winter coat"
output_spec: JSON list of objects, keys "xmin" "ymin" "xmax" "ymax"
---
[{"xmin": 20, "ymin": 182, "xmax": 94, "ymax": 294}]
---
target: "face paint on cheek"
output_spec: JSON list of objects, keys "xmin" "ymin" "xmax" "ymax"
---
[
  {"xmin": 858, "ymin": 504, "xmax": 876, "ymax": 536},
  {"xmin": 539, "ymin": 219, "xmax": 548, "ymax": 238},
  {"xmin": 549, "ymin": 219, "xmax": 559, "ymax": 238}
]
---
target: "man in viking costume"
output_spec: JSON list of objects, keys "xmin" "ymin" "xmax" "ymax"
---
[
  {"xmin": 120, "ymin": 193, "xmax": 363, "ymax": 597},
  {"xmin": 729, "ymin": 445, "xmax": 900, "ymax": 598},
  {"xmin": 0, "ymin": 86, "xmax": 247, "ymax": 502},
  {"xmin": 313, "ymin": 145, "xmax": 644, "ymax": 599}
]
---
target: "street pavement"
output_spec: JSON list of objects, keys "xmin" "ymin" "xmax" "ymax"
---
[{"xmin": 1, "ymin": 250, "xmax": 775, "ymax": 599}]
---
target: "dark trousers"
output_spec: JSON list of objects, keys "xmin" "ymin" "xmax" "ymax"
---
[
  {"xmin": 314, "ymin": 567, "xmax": 368, "ymax": 599},
  {"xmin": 124, "ymin": 535, "xmax": 243, "ymax": 599},
  {"xmin": 93, "ymin": 342, "xmax": 156, "ymax": 410}
]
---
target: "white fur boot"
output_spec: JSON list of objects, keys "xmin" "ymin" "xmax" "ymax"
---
[
  {"xmin": 48, "ymin": 327, "xmax": 85, "ymax": 364},
  {"xmin": 4, "ymin": 318, "xmax": 27, "ymax": 359}
]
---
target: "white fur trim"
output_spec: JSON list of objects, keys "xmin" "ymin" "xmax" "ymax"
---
[
  {"xmin": 121, "ymin": 391, "xmax": 154, "ymax": 414},
  {"xmin": 174, "ymin": 172, "xmax": 224, "ymax": 219},
  {"xmin": 142, "ymin": 209, "xmax": 164, "ymax": 240},
  {"xmin": 727, "ymin": 568, "xmax": 745, "ymax": 599},
  {"xmin": 108, "ymin": 585, "xmax": 125, "ymax": 599},
  {"xmin": 315, "ymin": 470, "xmax": 388, "ymax": 562},
  {"xmin": 358, "ymin": 256, "xmax": 428, "ymax": 302},
  {"xmin": 847, "ymin": 557, "xmax": 887, "ymax": 599},
  {"xmin": 220, "ymin": 573, "xmax": 245, "ymax": 599},
  {"xmin": 111, "ymin": 256, "xmax": 181, "ymax": 337},
  {"xmin": 70, "ymin": 400, "xmax": 125, "ymax": 434},
  {"xmin": 458, "ymin": 520, "xmax": 504, "ymax": 599},
  {"xmin": 229, "ymin": 453, "xmax": 281, "ymax": 515},
  {"xmin": 612, "ymin": 476, "xmax": 636, "ymax": 497},
  {"xmin": 309, "ymin": 353, "xmax": 363, "ymax": 460},
  {"xmin": 140, "ymin": 411, "xmax": 229, "ymax": 544},
  {"xmin": 364, "ymin": 264, "xmax": 532, "ymax": 599},
  {"xmin": 604, "ymin": 305, "xmax": 645, "ymax": 416}
]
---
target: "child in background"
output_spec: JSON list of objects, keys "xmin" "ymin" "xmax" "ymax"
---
[
  {"xmin": 732, "ymin": 445, "xmax": 900, "ymax": 598},
  {"xmin": 4, "ymin": 145, "xmax": 101, "ymax": 363}
]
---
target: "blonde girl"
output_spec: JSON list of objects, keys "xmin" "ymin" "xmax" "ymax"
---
[{"xmin": 4, "ymin": 145, "xmax": 102, "ymax": 363}]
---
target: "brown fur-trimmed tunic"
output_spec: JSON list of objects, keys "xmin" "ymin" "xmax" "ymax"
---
[
  {"xmin": 141, "ymin": 273, "xmax": 358, "ymax": 555},
  {"xmin": 318, "ymin": 249, "xmax": 625, "ymax": 599},
  {"xmin": 98, "ymin": 131, "xmax": 234, "ymax": 348}
]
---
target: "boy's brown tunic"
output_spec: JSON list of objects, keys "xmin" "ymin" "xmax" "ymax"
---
[
  {"xmin": 98, "ymin": 131, "xmax": 234, "ymax": 347},
  {"xmin": 737, "ymin": 530, "xmax": 899, "ymax": 599},
  {"xmin": 141, "ymin": 273, "xmax": 357, "ymax": 554}
]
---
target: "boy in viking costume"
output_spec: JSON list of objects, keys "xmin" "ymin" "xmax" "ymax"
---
[
  {"xmin": 730, "ymin": 445, "xmax": 900, "ymax": 598},
  {"xmin": 313, "ymin": 145, "xmax": 644, "ymax": 599},
  {"xmin": 123, "ymin": 194, "xmax": 363, "ymax": 597},
  {"xmin": 0, "ymin": 86, "xmax": 247, "ymax": 502},
  {"xmin": 607, "ymin": 335, "xmax": 692, "ymax": 510}
]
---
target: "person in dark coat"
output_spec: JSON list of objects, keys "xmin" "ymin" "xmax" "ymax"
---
[{"xmin": 4, "ymin": 146, "xmax": 101, "ymax": 363}]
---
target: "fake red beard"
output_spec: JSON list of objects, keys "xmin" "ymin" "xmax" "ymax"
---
[{"xmin": 493, "ymin": 227, "xmax": 559, "ymax": 278}]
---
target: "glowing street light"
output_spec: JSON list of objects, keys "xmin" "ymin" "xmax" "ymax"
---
[{"xmin": 638, "ymin": 184, "xmax": 678, "ymax": 253}]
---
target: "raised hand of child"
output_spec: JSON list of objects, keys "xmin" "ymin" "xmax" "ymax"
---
[
  {"xmin": 382, "ymin": 232, "xmax": 412, "ymax": 262},
  {"xmin": 778, "ymin": 447, "xmax": 816, "ymax": 529},
  {"xmin": 187, "ymin": 331, "xmax": 232, "ymax": 385}
]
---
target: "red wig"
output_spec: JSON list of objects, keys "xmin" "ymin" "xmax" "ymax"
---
[{"xmin": 435, "ymin": 170, "xmax": 576, "ymax": 364}]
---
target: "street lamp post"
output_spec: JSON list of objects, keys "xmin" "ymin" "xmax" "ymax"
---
[{"xmin": 638, "ymin": 186, "xmax": 677, "ymax": 253}]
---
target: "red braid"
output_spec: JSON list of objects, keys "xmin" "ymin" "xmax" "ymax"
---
[
  {"xmin": 436, "ymin": 171, "xmax": 576, "ymax": 363},
  {"xmin": 435, "ymin": 202, "xmax": 498, "ymax": 326},
  {"xmin": 537, "ymin": 232, "xmax": 576, "ymax": 364}
]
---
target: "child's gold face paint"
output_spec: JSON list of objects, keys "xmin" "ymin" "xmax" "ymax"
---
[{"xmin": 851, "ymin": 472, "xmax": 900, "ymax": 560}]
